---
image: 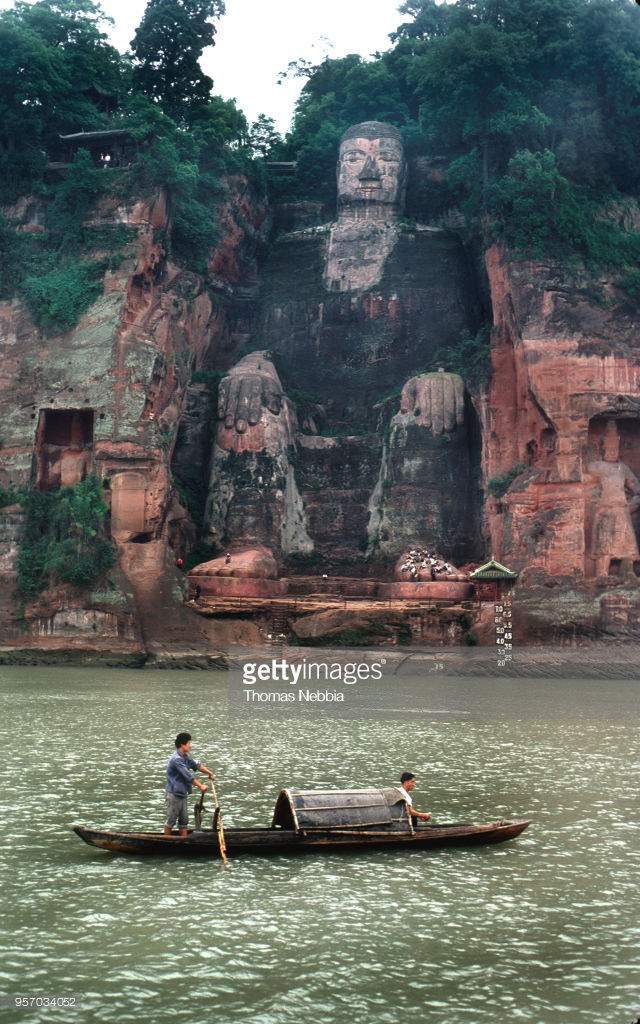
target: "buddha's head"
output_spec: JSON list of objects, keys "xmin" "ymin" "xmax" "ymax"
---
[
  {"xmin": 337, "ymin": 121, "xmax": 407, "ymax": 215},
  {"xmin": 603, "ymin": 418, "xmax": 621, "ymax": 463}
]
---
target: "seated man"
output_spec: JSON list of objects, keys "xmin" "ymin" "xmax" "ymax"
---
[{"xmin": 398, "ymin": 771, "xmax": 431, "ymax": 824}]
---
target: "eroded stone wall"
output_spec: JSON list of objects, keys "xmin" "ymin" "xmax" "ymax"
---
[{"xmin": 483, "ymin": 244, "xmax": 640, "ymax": 584}]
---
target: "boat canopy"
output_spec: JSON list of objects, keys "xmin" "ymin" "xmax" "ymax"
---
[{"xmin": 272, "ymin": 788, "xmax": 411, "ymax": 832}]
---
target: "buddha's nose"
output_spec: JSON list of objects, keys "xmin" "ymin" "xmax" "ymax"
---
[{"xmin": 358, "ymin": 156, "xmax": 381, "ymax": 182}]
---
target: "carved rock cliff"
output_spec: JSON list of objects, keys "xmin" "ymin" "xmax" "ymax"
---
[
  {"xmin": 0, "ymin": 176, "xmax": 268, "ymax": 661},
  {"xmin": 482, "ymin": 243, "xmax": 640, "ymax": 638},
  {"xmin": 2, "ymin": 169, "xmax": 640, "ymax": 653}
]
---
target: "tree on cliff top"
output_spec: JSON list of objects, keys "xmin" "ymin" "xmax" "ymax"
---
[
  {"xmin": 131, "ymin": 0, "xmax": 225, "ymax": 123},
  {"xmin": 0, "ymin": 0, "xmax": 124, "ymax": 194},
  {"xmin": 280, "ymin": 0, "xmax": 640, "ymax": 260},
  {"xmin": 282, "ymin": 53, "xmax": 411, "ymax": 204}
]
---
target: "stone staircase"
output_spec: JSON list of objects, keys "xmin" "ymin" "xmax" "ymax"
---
[{"xmin": 266, "ymin": 601, "xmax": 290, "ymax": 646}]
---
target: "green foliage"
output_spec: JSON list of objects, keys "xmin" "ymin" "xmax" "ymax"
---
[
  {"xmin": 487, "ymin": 149, "xmax": 640, "ymax": 266},
  {"xmin": 412, "ymin": 22, "xmax": 547, "ymax": 184},
  {"xmin": 2, "ymin": 0, "xmax": 640, "ymax": 278},
  {"xmin": 486, "ymin": 149, "xmax": 578, "ymax": 253},
  {"xmin": 0, "ymin": 0, "xmax": 255, "ymax": 283},
  {"xmin": 0, "ymin": 484, "xmax": 19, "ymax": 509},
  {"xmin": 48, "ymin": 148, "xmax": 104, "ymax": 249},
  {"xmin": 171, "ymin": 188, "xmax": 221, "ymax": 274},
  {"xmin": 276, "ymin": 0, "xmax": 640, "ymax": 267},
  {"xmin": 287, "ymin": 387, "xmax": 324, "ymax": 424},
  {"xmin": 0, "ymin": 217, "xmax": 37, "ymax": 299},
  {"xmin": 487, "ymin": 462, "xmax": 526, "ymax": 498},
  {"xmin": 280, "ymin": 53, "xmax": 412, "ymax": 204},
  {"xmin": 131, "ymin": 0, "xmax": 225, "ymax": 124},
  {"xmin": 16, "ymin": 475, "xmax": 114, "ymax": 597},
  {"xmin": 0, "ymin": 206, "xmax": 134, "ymax": 331},
  {"xmin": 248, "ymin": 115, "xmax": 283, "ymax": 160},
  {"xmin": 427, "ymin": 325, "xmax": 492, "ymax": 390},
  {"xmin": 82, "ymin": 223, "xmax": 138, "ymax": 252},
  {"xmin": 617, "ymin": 270, "xmax": 640, "ymax": 303},
  {"xmin": 0, "ymin": 146, "xmax": 133, "ymax": 331},
  {"xmin": 285, "ymin": 550, "xmax": 321, "ymax": 570},
  {"xmin": 190, "ymin": 369, "xmax": 224, "ymax": 390},
  {"xmin": 172, "ymin": 470, "xmax": 208, "ymax": 533},
  {"xmin": 20, "ymin": 258, "xmax": 107, "ymax": 330},
  {"xmin": 0, "ymin": 0, "xmax": 124, "ymax": 197},
  {"xmin": 126, "ymin": 96, "xmax": 244, "ymax": 272}
]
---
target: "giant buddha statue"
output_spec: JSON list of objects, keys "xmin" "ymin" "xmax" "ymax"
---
[{"xmin": 200, "ymin": 120, "xmax": 481, "ymax": 566}]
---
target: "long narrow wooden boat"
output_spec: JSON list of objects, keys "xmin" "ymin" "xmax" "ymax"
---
[
  {"xmin": 73, "ymin": 818, "xmax": 530, "ymax": 856},
  {"xmin": 73, "ymin": 787, "xmax": 530, "ymax": 858}
]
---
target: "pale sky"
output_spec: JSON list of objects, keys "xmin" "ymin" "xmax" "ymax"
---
[
  {"xmin": 0, "ymin": 0, "xmax": 407, "ymax": 134},
  {"xmin": 202, "ymin": 0, "xmax": 405, "ymax": 133}
]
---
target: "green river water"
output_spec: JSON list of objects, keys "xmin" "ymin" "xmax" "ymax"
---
[{"xmin": 0, "ymin": 663, "xmax": 639, "ymax": 1024}]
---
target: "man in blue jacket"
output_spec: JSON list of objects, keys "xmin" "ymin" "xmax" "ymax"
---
[{"xmin": 164, "ymin": 732, "xmax": 215, "ymax": 837}]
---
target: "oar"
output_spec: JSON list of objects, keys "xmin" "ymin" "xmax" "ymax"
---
[
  {"xmin": 194, "ymin": 785, "xmax": 205, "ymax": 830},
  {"xmin": 211, "ymin": 779, "xmax": 228, "ymax": 865}
]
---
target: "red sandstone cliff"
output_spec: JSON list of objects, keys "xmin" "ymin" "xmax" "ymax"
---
[
  {"xmin": 0, "ymin": 176, "xmax": 268, "ymax": 660},
  {"xmin": 483, "ymin": 244, "xmax": 640, "ymax": 581},
  {"xmin": 480, "ymin": 244, "xmax": 640, "ymax": 640},
  {"xmin": 2, "ymin": 179, "xmax": 640, "ymax": 656}
]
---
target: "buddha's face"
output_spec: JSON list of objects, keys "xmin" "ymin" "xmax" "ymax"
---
[
  {"xmin": 337, "ymin": 131, "xmax": 406, "ymax": 212},
  {"xmin": 603, "ymin": 420, "xmax": 620, "ymax": 463}
]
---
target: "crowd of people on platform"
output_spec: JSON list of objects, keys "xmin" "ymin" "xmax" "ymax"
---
[{"xmin": 400, "ymin": 547, "xmax": 456, "ymax": 580}]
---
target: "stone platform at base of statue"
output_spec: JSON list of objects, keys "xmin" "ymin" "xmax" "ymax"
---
[
  {"xmin": 286, "ymin": 577, "xmax": 380, "ymax": 598},
  {"xmin": 378, "ymin": 581, "xmax": 474, "ymax": 601},
  {"xmin": 190, "ymin": 576, "xmax": 288, "ymax": 599},
  {"xmin": 189, "ymin": 577, "xmax": 473, "ymax": 601}
]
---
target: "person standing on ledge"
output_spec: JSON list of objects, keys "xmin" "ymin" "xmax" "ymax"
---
[
  {"xmin": 399, "ymin": 771, "xmax": 431, "ymax": 823},
  {"xmin": 164, "ymin": 733, "xmax": 215, "ymax": 837}
]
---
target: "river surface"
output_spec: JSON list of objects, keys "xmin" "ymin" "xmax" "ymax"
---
[{"xmin": 1, "ymin": 663, "xmax": 639, "ymax": 1024}]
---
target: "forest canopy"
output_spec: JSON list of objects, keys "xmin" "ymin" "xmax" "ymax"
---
[
  {"xmin": 1, "ymin": 0, "xmax": 640, "ymax": 275},
  {"xmin": 279, "ymin": 0, "xmax": 640, "ymax": 261},
  {"xmin": 0, "ymin": 0, "xmax": 267, "ymax": 323}
]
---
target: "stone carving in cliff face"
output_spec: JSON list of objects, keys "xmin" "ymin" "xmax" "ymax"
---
[
  {"xmin": 585, "ymin": 418, "xmax": 640, "ymax": 578},
  {"xmin": 367, "ymin": 371, "xmax": 478, "ymax": 560},
  {"xmin": 200, "ymin": 118, "xmax": 483, "ymax": 567},
  {"xmin": 216, "ymin": 351, "xmax": 296, "ymax": 454},
  {"xmin": 34, "ymin": 409, "xmax": 93, "ymax": 490},
  {"xmin": 482, "ymin": 245, "xmax": 640, "ymax": 593},
  {"xmin": 397, "ymin": 370, "xmax": 465, "ymax": 434},
  {"xmin": 324, "ymin": 121, "xmax": 407, "ymax": 292},
  {"xmin": 205, "ymin": 352, "xmax": 313, "ymax": 556},
  {"xmin": 110, "ymin": 472, "xmax": 147, "ymax": 543}
]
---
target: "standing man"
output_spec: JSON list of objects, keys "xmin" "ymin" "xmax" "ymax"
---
[
  {"xmin": 164, "ymin": 732, "xmax": 215, "ymax": 837},
  {"xmin": 398, "ymin": 771, "xmax": 431, "ymax": 824}
]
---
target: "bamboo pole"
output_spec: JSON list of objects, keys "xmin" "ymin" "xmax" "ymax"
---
[{"xmin": 211, "ymin": 780, "xmax": 228, "ymax": 865}]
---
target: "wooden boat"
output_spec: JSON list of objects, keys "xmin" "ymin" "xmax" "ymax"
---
[{"xmin": 73, "ymin": 787, "xmax": 530, "ymax": 858}]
